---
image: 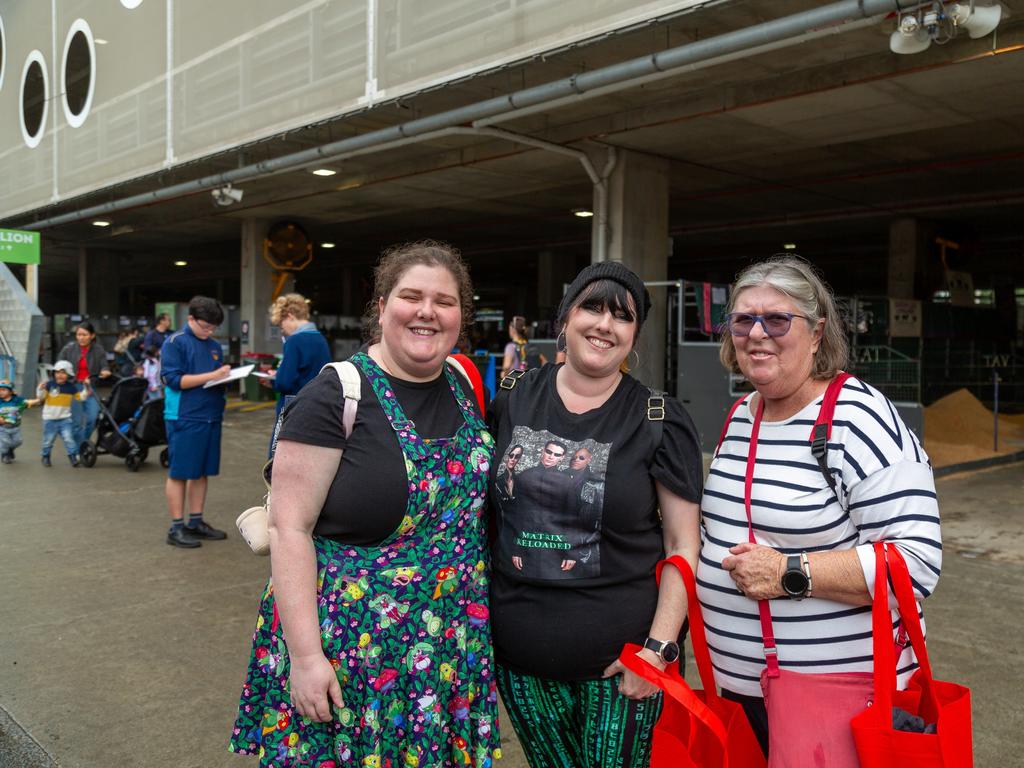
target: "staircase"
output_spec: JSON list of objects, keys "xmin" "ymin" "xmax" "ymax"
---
[{"xmin": 0, "ymin": 263, "xmax": 44, "ymax": 394}]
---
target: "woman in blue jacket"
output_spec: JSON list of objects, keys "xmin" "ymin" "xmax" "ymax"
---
[{"xmin": 266, "ymin": 293, "xmax": 331, "ymax": 454}]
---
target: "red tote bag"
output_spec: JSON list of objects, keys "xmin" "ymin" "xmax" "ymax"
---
[
  {"xmin": 851, "ymin": 543, "xmax": 973, "ymax": 766},
  {"xmin": 618, "ymin": 556, "xmax": 766, "ymax": 768}
]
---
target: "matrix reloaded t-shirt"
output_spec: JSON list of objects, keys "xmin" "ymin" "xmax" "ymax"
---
[{"xmin": 487, "ymin": 364, "xmax": 703, "ymax": 680}]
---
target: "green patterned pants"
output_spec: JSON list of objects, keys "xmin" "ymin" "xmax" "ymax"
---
[{"xmin": 496, "ymin": 664, "xmax": 663, "ymax": 768}]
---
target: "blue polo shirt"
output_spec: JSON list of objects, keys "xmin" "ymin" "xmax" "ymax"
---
[{"xmin": 161, "ymin": 327, "xmax": 226, "ymax": 422}]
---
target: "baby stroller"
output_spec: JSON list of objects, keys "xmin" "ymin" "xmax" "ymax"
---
[{"xmin": 80, "ymin": 377, "xmax": 169, "ymax": 472}]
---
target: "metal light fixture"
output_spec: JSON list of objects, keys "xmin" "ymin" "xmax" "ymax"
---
[
  {"xmin": 890, "ymin": 1, "xmax": 1003, "ymax": 55},
  {"xmin": 321, "ymin": 242, "xmax": 336, "ymax": 249},
  {"xmin": 174, "ymin": 260, "xmax": 187, "ymax": 267},
  {"xmin": 92, "ymin": 220, "xmax": 111, "ymax": 227},
  {"xmin": 572, "ymin": 208, "xmax": 594, "ymax": 218},
  {"xmin": 311, "ymin": 168, "xmax": 337, "ymax": 177}
]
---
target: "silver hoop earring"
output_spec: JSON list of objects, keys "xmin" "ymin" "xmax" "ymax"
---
[
  {"xmin": 556, "ymin": 330, "xmax": 567, "ymax": 353},
  {"xmin": 631, "ymin": 348, "xmax": 641, "ymax": 368}
]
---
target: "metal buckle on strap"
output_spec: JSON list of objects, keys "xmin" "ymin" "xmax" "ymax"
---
[
  {"xmin": 647, "ymin": 396, "xmax": 666, "ymax": 421},
  {"xmin": 390, "ymin": 419, "xmax": 415, "ymax": 431},
  {"xmin": 763, "ymin": 645, "xmax": 778, "ymax": 657},
  {"xmin": 499, "ymin": 370, "xmax": 525, "ymax": 390}
]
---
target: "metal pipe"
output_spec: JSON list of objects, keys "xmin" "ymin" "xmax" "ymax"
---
[{"xmin": 15, "ymin": 0, "xmax": 900, "ymax": 230}]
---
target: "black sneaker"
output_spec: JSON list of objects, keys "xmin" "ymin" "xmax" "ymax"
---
[
  {"xmin": 184, "ymin": 520, "xmax": 228, "ymax": 540},
  {"xmin": 41, "ymin": 455, "xmax": 52, "ymax": 467},
  {"xmin": 69, "ymin": 454, "xmax": 80, "ymax": 467},
  {"xmin": 166, "ymin": 527, "xmax": 201, "ymax": 548},
  {"xmin": 8, "ymin": 448, "xmax": 14, "ymax": 461}
]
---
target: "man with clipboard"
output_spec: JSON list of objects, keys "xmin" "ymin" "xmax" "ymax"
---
[{"xmin": 160, "ymin": 296, "xmax": 232, "ymax": 549}]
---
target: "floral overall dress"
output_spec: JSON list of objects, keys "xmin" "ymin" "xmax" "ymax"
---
[{"xmin": 231, "ymin": 353, "xmax": 502, "ymax": 768}]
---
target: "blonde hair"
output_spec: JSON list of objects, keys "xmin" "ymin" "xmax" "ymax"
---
[
  {"xmin": 720, "ymin": 255, "xmax": 848, "ymax": 380},
  {"xmin": 269, "ymin": 293, "xmax": 310, "ymax": 325}
]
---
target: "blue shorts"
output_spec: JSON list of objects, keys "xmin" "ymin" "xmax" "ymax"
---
[{"xmin": 166, "ymin": 419, "xmax": 222, "ymax": 480}]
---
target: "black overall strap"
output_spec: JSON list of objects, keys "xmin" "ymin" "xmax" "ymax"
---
[{"xmin": 647, "ymin": 389, "xmax": 666, "ymax": 460}]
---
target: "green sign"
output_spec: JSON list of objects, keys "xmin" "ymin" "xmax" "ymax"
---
[{"xmin": 0, "ymin": 229, "xmax": 41, "ymax": 265}]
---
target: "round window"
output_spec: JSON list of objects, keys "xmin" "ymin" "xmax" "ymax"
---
[
  {"xmin": 20, "ymin": 50, "xmax": 48, "ymax": 148},
  {"xmin": 62, "ymin": 19, "xmax": 95, "ymax": 127}
]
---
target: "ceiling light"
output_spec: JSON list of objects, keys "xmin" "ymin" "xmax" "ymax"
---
[
  {"xmin": 174, "ymin": 260, "xmax": 187, "ymax": 267},
  {"xmin": 890, "ymin": 1, "xmax": 1003, "ymax": 55},
  {"xmin": 92, "ymin": 220, "xmax": 111, "ymax": 227},
  {"xmin": 949, "ymin": 2, "xmax": 1002, "ymax": 37},
  {"xmin": 473, "ymin": 294, "xmax": 481, "ymax": 301},
  {"xmin": 94, "ymin": 38, "xmax": 108, "ymax": 45},
  {"xmin": 311, "ymin": 168, "xmax": 337, "ymax": 177},
  {"xmin": 211, "ymin": 184, "xmax": 243, "ymax": 206},
  {"xmin": 783, "ymin": 243, "xmax": 797, "ymax": 250},
  {"xmin": 572, "ymin": 209, "xmax": 594, "ymax": 218},
  {"xmin": 321, "ymin": 242, "xmax": 336, "ymax": 249}
]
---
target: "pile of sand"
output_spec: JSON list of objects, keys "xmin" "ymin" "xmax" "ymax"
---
[{"xmin": 924, "ymin": 388, "xmax": 1024, "ymax": 468}]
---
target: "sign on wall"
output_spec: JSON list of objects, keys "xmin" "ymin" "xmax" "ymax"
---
[{"xmin": 0, "ymin": 229, "xmax": 41, "ymax": 265}]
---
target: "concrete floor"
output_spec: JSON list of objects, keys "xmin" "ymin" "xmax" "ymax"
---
[{"xmin": 1, "ymin": 402, "xmax": 1022, "ymax": 767}]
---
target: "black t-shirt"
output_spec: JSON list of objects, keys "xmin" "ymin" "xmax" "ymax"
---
[
  {"xmin": 487, "ymin": 364, "xmax": 703, "ymax": 680},
  {"xmin": 277, "ymin": 366, "xmax": 476, "ymax": 545}
]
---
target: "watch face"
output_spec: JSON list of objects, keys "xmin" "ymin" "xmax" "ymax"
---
[
  {"xmin": 781, "ymin": 569, "xmax": 809, "ymax": 596},
  {"xmin": 661, "ymin": 642, "xmax": 680, "ymax": 664}
]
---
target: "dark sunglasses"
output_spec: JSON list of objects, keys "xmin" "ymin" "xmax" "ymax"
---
[
  {"xmin": 725, "ymin": 312, "xmax": 810, "ymax": 338},
  {"xmin": 543, "ymin": 447, "xmax": 565, "ymax": 457}
]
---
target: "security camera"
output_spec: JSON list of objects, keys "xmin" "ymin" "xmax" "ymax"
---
[{"xmin": 211, "ymin": 184, "xmax": 243, "ymax": 206}]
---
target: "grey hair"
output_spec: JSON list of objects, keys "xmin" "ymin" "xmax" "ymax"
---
[{"xmin": 719, "ymin": 255, "xmax": 848, "ymax": 380}]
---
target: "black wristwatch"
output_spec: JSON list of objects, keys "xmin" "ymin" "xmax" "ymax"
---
[
  {"xmin": 781, "ymin": 554, "xmax": 810, "ymax": 599},
  {"xmin": 643, "ymin": 637, "xmax": 680, "ymax": 664}
]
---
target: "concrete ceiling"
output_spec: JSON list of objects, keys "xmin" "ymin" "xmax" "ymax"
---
[{"xmin": 13, "ymin": 0, "xmax": 1024, "ymax": 309}]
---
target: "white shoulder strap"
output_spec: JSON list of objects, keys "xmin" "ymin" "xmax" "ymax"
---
[
  {"xmin": 321, "ymin": 361, "xmax": 361, "ymax": 438},
  {"xmin": 445, "ymin": 355, "xmax": 472, "ymax": 389}
]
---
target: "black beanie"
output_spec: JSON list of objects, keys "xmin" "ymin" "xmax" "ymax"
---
[{"xmin": 557, "ymin": 261, "xmax": 651, "ymax": 328}]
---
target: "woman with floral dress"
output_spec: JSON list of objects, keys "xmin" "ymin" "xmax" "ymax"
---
[{"xmin": 230, "ymin": 241, "xmax": 501, "ymax": 768}]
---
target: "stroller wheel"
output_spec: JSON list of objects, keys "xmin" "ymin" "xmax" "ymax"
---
[
  {"xmin": 125, "ymin": 453, "xmax": 142, "ymax": 472},
  {"xmin": 159, "ymin": 448, "xmax": 170, "ymax": 468},
  {"xmin": 137, "ymin": 445, "xmax": 149, "ymax": 464},
  {"xmin": 80, "ymin": 442, "xmax": 97, "ymax": 468}
]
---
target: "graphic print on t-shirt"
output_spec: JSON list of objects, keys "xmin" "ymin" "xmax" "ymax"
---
[{"xmin": 494, "ymin": 425, "xmax": 609, "ymax": 580}]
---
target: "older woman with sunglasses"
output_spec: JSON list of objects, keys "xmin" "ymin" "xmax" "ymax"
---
[{"xmin": 699, "ymin": 255, "xmax": 941, "ymax": 760}]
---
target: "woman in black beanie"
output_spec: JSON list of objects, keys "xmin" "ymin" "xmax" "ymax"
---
[{"xmin": 487, "ymin": 261, "xmax": 704, "ymax": 768}]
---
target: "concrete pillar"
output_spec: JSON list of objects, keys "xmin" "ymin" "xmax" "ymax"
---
[
  {"xmin": 240, "ymin": 219, "xmax": 292, "ymax": 355},
  {"xmin": 888, "ymin": 218, "xmax": 920, "ymax": 299},
  {"xmin": 78, "ymin": 249, "xmax": 120, "ymax": 316},
  {"xmin": 593, "ymin": 149, "xmax": 670, "ymax": 389}
]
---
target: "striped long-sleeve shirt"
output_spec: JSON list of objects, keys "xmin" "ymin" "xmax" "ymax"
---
[{"xmin": 697, "ymin": 376, "xmax": 941, "ymax": 697}]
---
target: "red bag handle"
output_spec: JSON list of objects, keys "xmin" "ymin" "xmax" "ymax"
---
[
  {"xmin": 618, "ymin": 644, "xmax": 731, "ymax": 760},
  {"xmin": 871, "ymin": 542, "xmax": 941, "ymax": 721},
  {"xmin": 655, "ymin": 555, "xmax": 720, "ymax": 704}
]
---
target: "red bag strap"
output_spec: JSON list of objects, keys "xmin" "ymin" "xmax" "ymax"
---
[
  {"xmin": 808, "ymin": 372, "xmax": 851, "ymax": 494},
  {"xmin": 447, "ymin": 353, "xmax": 486, "ymax": 416},
  {"xmin": 714, "ymin": 394, "xmax": 750, "ymax": 457},
  {"xmin": 618, "ymin": 643, "xmax": 731, "ymax": 756},
  {"xmin": 656, "ymin": 555, "xmax": 719, "ymax": 704},
  {"xmin": 741, "ymin": 397, "xmax": 780, "ymax": 677},
  {"xmin": 870, "ymin": 541, "xmax": 897, "ymax": 718},
  {"xmin": 884, "ymin": 544, "xmax": 942, "ymax": 718}
]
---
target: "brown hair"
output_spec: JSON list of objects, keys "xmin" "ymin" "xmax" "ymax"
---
[
  {"xmin": 269, "ymin": 293, "xmax": 310, "ymax": 325},
  {"xmin": 719, "ymin": 255, "xmax": 848, "ymax": 380},
  {"xmin": 361, "ymin": 240, "xmax": 474, "ymax": 344}
]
